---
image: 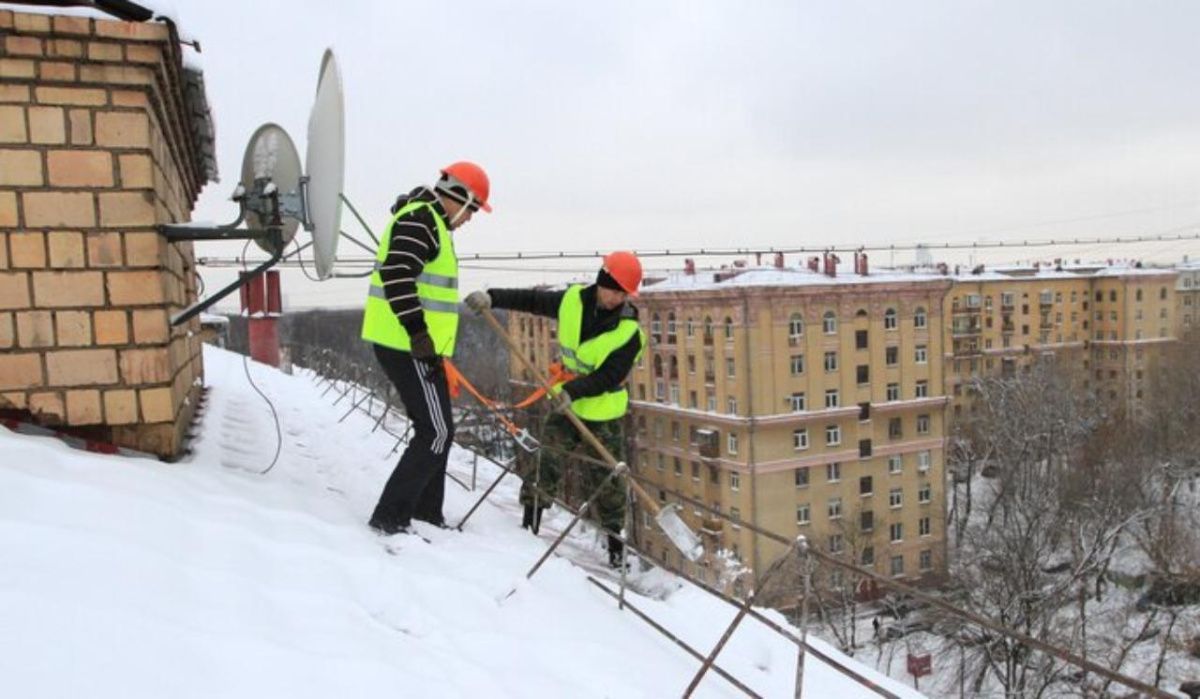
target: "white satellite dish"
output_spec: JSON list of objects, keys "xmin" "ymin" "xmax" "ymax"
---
[
  {"xmin": 241, "ymin": 123, "xmax": 302, "ymax": 254},
  {"xmin": 306, "ymin": 49, "xmax": 345, "ymax": 280},
  {"xmin": 161, "ymin": 49, "xmax": 348, "ymax": 325}
]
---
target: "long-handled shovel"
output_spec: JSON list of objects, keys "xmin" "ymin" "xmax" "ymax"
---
[{"xmin": 480, "ymin": 307, "xmax": 703, "ymax": 562}]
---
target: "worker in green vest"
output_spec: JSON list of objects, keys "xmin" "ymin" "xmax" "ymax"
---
[
  {"xmin": 466, "ymin": 252, "xmax": 645, "ymax": 567},
  {"xmin": 362, "ymin": 162, "xmax": 492, "ymax": 537}
]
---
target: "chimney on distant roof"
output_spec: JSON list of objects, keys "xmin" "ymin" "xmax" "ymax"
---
[
  {"xmin": 824, "ymin": 252, "xmax": 840, "ymax": 277},
  {"xmin": 774, "ymin": 252, "xmax": 785, "ymax": 269},
  {"xmin": 853, "ymin": 250, "xmax": 869, "ymax": 276},
  {"xmin": 755, "ymin": 252, "xmax": 762, "ymax": 266},
  {"xmin": 807, "ymin": 256, "xmax": 820, "ymax": 272},
  {"xmin": 937, "ymin": 262, "xmax": 949, "ymax": 275},
  {"xmin": 684, "ymin": 258, "xmax": 695, "ymax": 275}
]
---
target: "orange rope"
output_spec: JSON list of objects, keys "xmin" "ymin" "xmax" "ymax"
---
[{"xmin": 442, "ymin": 359, "xmax": 575, "ymax": 451}]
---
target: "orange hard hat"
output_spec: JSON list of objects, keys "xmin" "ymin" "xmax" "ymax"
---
[
  {"xmin": 438, "ymin": 161, "xmax": 492, "ymax": 212},
  {"xmin": 602, "ymin": 250, "xmax": 642, "ymax": 296}
]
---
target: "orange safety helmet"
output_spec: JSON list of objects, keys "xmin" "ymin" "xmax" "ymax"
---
[
  {"xmin": 438, "ymin": 161, "xmax": 492, "ymax": 212},
  {"xmin": 602, "ymin": 250, "xmax": 642, "ymax": 296}
]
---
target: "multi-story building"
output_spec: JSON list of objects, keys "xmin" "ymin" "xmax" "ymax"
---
[
  {"xmin": 1175, "ymin": 261, "xmax": 1200, "ymax": 337},
  {"xmin": 943, "ymin": 263, "xmax": 1178, "ymax": 419},
  {"xmin": 624, "ymin": 254, "xmax": 952, "ymax": 590}
]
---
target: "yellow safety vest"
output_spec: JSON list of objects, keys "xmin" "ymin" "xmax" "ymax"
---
[
  {"xmin": 557, "ymin": 285, "xmax": 645, "ymax": 422},
  {"xmin": 361, "ymin": 200, "xmax": 459, "ymax": 355}
]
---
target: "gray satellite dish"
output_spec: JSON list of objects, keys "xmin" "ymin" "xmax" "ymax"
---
[
  {"xmin": 242, "ymin": 123, "xmax": 302, "ymax": 254},
  {"xmin": 160, "ymin": 49, "xmax": 348, "ymax": 325},
  {"xmin": 306, "ymin": 49, "xmax": 345, "ymax": 280}
]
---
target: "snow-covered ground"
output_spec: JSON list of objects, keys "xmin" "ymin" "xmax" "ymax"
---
[{"xmin": 0, "ymin": 345, "xmax": 922, "ymax": 698}]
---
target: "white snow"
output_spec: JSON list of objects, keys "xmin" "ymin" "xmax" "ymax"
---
[{"xmin": 0, "ymin": 345, "xmax": 921, "ymax": 698}]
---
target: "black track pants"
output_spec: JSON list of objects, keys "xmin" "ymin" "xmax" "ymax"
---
[{"xmin": 369, "ymin": 343, "xmax": 455, "ymax": 530}]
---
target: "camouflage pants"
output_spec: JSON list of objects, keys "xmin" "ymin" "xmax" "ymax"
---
[{"xmin": 519, "ymin": 412, "xmax": 627, "ymax": 534}]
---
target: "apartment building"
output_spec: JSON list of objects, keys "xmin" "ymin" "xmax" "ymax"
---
[
  {"xmin": 1176, "ymin": 261, "xmax": 1200, "ymax": 337},
  {"xmin": 943, "ymin": 264, "xmax": 1179, "ymax": 418},
  {"xmin": 616, "ymin": 255, "xmax": 953, "ymax": 591}
]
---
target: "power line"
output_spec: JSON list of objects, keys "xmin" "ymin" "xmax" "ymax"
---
[{"xmin": 193, "ymin": 227, "xmax": 1200, "ymax": 269}]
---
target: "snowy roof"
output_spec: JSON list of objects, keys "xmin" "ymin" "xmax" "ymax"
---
[
  {"xmin": 0, "ymin": 345, "xmax": 922, "ymax": 699},
  {"xmin": 642, "ymin": 266, "xmax": 948, "ymax": 294}
]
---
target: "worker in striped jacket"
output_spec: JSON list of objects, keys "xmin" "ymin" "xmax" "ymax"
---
[{"xmin": 361, "ymin": 162, "xmax": 492, "ymax": 536}]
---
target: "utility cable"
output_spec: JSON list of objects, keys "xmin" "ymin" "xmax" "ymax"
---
[{"xmin": 236, "ymin": 239, "xmax": 283, "ymax": 476}]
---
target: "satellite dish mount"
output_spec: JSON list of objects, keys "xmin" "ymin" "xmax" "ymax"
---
[{"xmin": 161, "ymin": 49, "xmax": 345, "ymax": 326}]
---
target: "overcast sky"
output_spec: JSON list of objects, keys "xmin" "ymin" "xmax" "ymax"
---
[{"xmin": 110, "ymin": 1, "xmax": 1200, "ymax": 308}]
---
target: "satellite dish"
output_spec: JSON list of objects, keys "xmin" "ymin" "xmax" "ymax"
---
[
  {"xmin": 241, "ymin": 123, "xmax": 302, "ymax": 255},
  {"xmin": 159, "ymin": 48, "xmax": 349, "ymax": 326},
  {"xmin": 305, "ymin": 49, "xmax": 345, "ymax": 280}
]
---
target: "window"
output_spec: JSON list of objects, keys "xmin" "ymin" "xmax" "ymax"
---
[
  {"xmin": 686, "ymin": 355, "xmax": 695, "ymax": 374},
  {"xmin": 706, "ymin": 394, "xmax": 716, "ymax": 412},
  {"xmin": 885, "ymin": 346, "xmax": 898, "ymax": 366},
  {"xmin": 794, "ymin": 468, "xmax": 809, "ymax": 488},
  {"xmin": 915, "ymin": 380, "xmax": 928, "ymax": 398},
  {"xmin": 789, "ymin": 392, "xmax": 806, "ymax": 411},
  {"xmin": 685, "ymin": 317, "xmax": 694, "ymax": 337},
  {"xmin": 859, "ymin": 439, "xmax": 872, "ymax": 457},
  {"xmin": 724, "ymin": 316, "xmax": 734, "ymax": 340},
  {"xmin": 688, "ymin": 391, "xmax": 697, "ymax": 409},
  {"xmin": 669, "ymin": 383, "xmax": 680, "ymax": 405},
  {"xmin": 917, "ymin": 450, "xmax": 931, "ymax": 472},
  {"xmin": 914, "ymin": 307, "xmax": 927, "ymax": 329},
  {"xmin": 730, "ymin": 507, "xmax": 741, "ymax": 526},
  {"xmin": 859, "ymin": 475, "xmax": 873, "ymax": 496},
  {"xmin": 788, "ymin": 313, "xmax": 804, "ymax": 342},
  {"xmin": 824, "ymin": 351, "xmax": 838, "ymax": 372},
  {"xmin": 915, "ymin": 345, "xmax": 927, "ymax": 364},
  {"xmin": 825, "ymin": 389, "xmax": 839, "ymax": 408},
  {"xmin": 919, "ymin": 549, "xmax": 933, "ymax": 571},
  {"xmin": 1136, "ymin": 288, "xmax": 1143, "ymax": 302},
  {"xmin": 790, "ymin": 354, "xmax": 805, "ymax": 375},
  {"xmin": 860, "ymin": 509, "xmax": 874, "ymax": 532},
  {"xmin": 919, "ymin": 516, "xmax": 931, "ymax": 537},
  {"xmin": 888, "ymin": 454, "xmax": 902, "ymax": 474},
  {"xmin": 650, "ymin": 314, "xmax": 662, "ymax": 342},
  {"xmin": 1110, "ymin": 290, "xmax": 1117, "ymax": 302},
  {"xmin": 725, "ymin": 357, "xmax": 735, "ymax": 378},
  {"xmin": 827, "ymin": 497, "xmax": 842, "ymax": 519},
  {"xmin": 884, "ymin": 308, "xmax": 898, "ymax": 330},
  {"xmin": 889, "ymin": 522, "xmax": 903, "ymax": 543},
  {"xmin": 856, "ymin": 365, "xmax": 869, "ymax": 384},
  {"xmin": 793, "ymin": 428, "xmax": 809, "ymax": 451},
  {"xmin": 886, "ymin": 383, "xmax": 899, "ymax": 401},
  {"xmin": 861, "ymin": 546, "xmax": 875, "ymax": 566},
  {"xmin": 855, "ymin": 329, "xmax": 868, "ymax": 349},
  {"xmin": 890, "ymin": 555, "xmax": 904, "ymax": 576},
  {"xmin": 826, "ymin": 462, "xmax": 841, "ymax": 482},
  {"xmin": 888, "ymin": 417, "xmax": 902, "ymax": 439},
  {"xmin": 829, "ymin": 534, "xmax": 845, "ymax": 554},
  {"xmin": 1161, "ymin": 286, "xmax": 1168, "ymax": 300},
  {"xmin": 797, "ymin": 504, "xmax": 811, "ymax": 526},
  {"xmin": 918, "ymin": 482, "xmax": 931, "ymax": 504},
  {"xmin": 691, "ymin": 461, "xmax": 700, "ymax": 482},
  {"xmin": 666, "ymin": 312, "xmax": 677, "ymax": 343},
  {"xmin": 826, "ymin": 424, "xmax": 842, "ymax": 446},
  {"xmin": 727, "ymin": 432, "xmax": 738, "ymax": 455},
  {"xmin": 916, "ymin": 414, "xmax": 930, "ymax": 434},
  {"xmin": 823, "ymin": 311, "xmax": 837, "ymax": 334},
  {"xmin": 858, "ymin": 402, "xmax": 871, "ymax": 421},
  {"xmin": 889, "ymin": 487, "xmax": 902, "ymax": 508},
  {"xmin": 727, "ymin": 397, "xmax": 737, "ymax": 415},
  {"xmin": 673, "ymin": 458, "xmax": 683, "ymax": 477},
  {"xmin": 730, "ymin": 471, "xmax": 740, "ymax": 491}
]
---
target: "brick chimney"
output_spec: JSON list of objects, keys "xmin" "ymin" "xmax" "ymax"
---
[
  {"xmin": 683, "ymin": 258, "xmax": 695, "ymax": 275},
  {"xmin": 773, "ymin": 252, "xmax": 784, "ymax": 269},
  {"xmin": 0, "ymin": 9, "xmax": 216, "ymax": 457},
  {"xmin": 807, "ymin": 256, "xmax": 819, "ymax": 272}
]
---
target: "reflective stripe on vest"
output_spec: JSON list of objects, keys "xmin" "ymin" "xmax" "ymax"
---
[
  {"xmin": 360, "ymin": 200, "xmax": 459, "ymax": 355},
  {"xmin": 556, "ymin": 285, "xmax": 645, "ymax": 422}
]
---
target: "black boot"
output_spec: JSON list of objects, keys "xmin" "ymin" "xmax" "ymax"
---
[
  {"xmin": 607, "ymin": 534, "xmax": 625, "ymax": 569},
  {"xmin": 521, "ymin": 504, "xmax": 533, "ymax": 530},
  {"xmin": 531, "ymin": 505, "xmax": 545, "ymax": 535}
]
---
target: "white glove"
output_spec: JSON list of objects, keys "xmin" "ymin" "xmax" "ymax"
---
[{"xmin": 465, "ymin": 290, "xmax": 492, "ymax": 314}]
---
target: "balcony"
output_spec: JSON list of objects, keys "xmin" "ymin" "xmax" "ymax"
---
[
  {"xmin": 953, "ymin": 339, "xmax": 981, "ymax": 356},
  {"xmin": 700, "ymin": 517, "xmax": 724, "ymax": 536},
  {"xmin": 951, "ymin": 321, "xmax": 982, "ymax": 337}
]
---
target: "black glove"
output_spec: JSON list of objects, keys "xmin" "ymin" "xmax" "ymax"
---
[{"xmin": 409, "ymin": 331, "xmax": 438, "ymax": 363}]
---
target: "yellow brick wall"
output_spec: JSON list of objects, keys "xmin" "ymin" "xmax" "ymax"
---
[{"xmin": 0, "ymin": 9, "xmax": 209, "ymax": 457}]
